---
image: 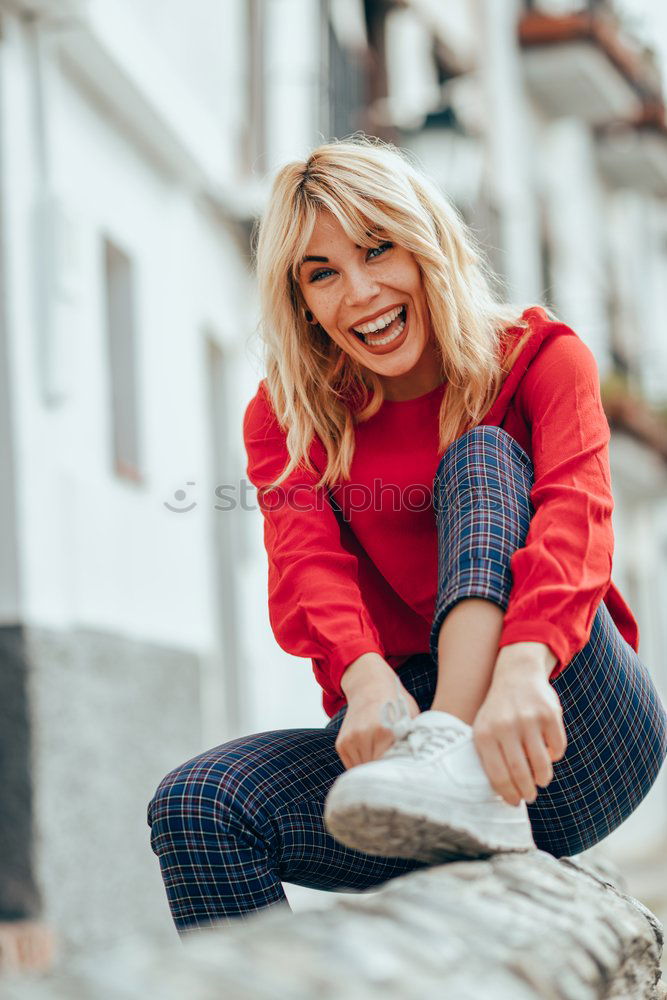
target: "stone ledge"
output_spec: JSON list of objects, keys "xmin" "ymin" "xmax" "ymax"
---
[{"xmin": 2, "ymin": 849, "xmax": 665, "ymax": 999}]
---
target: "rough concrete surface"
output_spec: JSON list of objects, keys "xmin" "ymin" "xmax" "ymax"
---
[
  {"xmin": 0, "ymin": 622, "xmax": 206, "ymax": 955},
  {"xmin": 2, "ymin": 848, "xmax": 665, "ymax": 999}
]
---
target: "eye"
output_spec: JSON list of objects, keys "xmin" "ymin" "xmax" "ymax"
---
[
  {"xmin": 307, "ymin": 242, "xmax": 393, "ymax": 283},
  {"xmin": 368, "ymin": 241, "xmax": 393, "ymax": 259},
  {"xmin": 309, "ymin": 267, "xmax": 334, "ymax": 284}
]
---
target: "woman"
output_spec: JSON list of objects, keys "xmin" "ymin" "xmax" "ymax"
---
[{"xmin": 148, "ymin": 137, "xmax": 667, "ymax": 934}]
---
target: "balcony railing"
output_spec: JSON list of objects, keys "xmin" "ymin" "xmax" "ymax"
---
[
  {"xmin": 517, "ymin": 6, "xmax": 651, "ymax": 125},
  {"xmin": 597, "ymin": 103, "xmax": 667, "ymax": 197}
]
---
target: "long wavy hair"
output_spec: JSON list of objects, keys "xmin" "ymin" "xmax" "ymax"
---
[{"xmin": 253, "ymin": 135, "xmax": 533, "ymax": 490}]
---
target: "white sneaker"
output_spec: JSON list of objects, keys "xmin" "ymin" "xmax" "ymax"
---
[{"xmin": 324, "ymin": 685, "xmax": 537, "ymax": 863}]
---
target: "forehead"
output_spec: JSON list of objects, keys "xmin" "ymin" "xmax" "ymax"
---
[{"xmin": 303, "ymin": 211, "xmax": 351, "ymax": 250}]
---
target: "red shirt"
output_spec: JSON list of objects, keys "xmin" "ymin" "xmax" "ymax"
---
[{"xmin": 243, "ymin": 306, "xmax": 640, "ymax": 717}]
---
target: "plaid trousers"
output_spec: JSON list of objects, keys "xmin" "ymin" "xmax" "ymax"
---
[{"xmin": 148, "ymin": 426, "xmax": 667, "ymax": 934}]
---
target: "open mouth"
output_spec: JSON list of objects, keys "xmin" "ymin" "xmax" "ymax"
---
[{"xmin": 353, "ymin": 305, "xmax": 407, "ymax": 346}]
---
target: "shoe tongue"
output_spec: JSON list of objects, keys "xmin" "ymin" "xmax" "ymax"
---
[{"xmin": 413, "ymin": 710, "xmax": 472, "ymax": 736}]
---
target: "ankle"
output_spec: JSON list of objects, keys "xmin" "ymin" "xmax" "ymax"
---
[{"xmin": 429, "ymin": 701, "xmax": 476, "ymax": 726}]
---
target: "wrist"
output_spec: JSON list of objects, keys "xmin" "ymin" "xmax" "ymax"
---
[
  {"xmin": 340, "ymin": 652, "xmax": 394, "ymax": 697},
  {"xmin": 495, "ymin": 641, "xmax": 557, "ymax": 678}
]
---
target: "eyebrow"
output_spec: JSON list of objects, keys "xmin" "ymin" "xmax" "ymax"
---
[
  {"xmin": 301, "ymin": 255, "xmax": 329, "ymax": 265},
  {"xmin": 298, "ymin": 242, "xmax": 375, "ymax": 273},
  {"xmin": 297, "ymin": 252, "xmax": 337, "ymax": 277}
]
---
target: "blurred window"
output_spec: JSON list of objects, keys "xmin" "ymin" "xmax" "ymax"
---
[
  {"xmin": 471, "ymin": 195, "xmax": 508, "ymax": 298},
  {"xmin": 364, "ymin": 0, "xmax": 391, "ymax": 121},
  {"xmin": 242, "ymin": 0, "xmax": 266, "ymax": 174},
  {"xmin": 539, "ymin": 205, "xmax": 557, "ymax": 311},
  {"xmin": 326, "ymin": 0, "xmax": 368, "ymax": 139},
  {"xmin": 205, "ymin": 334, "xmax": 243, "ymax": 735},
  {"xmin": 102, "ymin": 238, "xmax": 142, "ymax": 484},
  {"xmin": 384, "ymin": 6, "xmax": 440, "ymax": 128},
  {"xmin": 522, "ymin": 1, "xmax": 606, "ymax": 11}
]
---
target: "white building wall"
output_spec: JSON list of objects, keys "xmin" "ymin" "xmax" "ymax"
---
[
  {"xmin": 264, "ymin": 0, "xmax": 323, "ymax": 173},
  {"xmin": 635, "ymin": 199, "xmax": 667, "ymax": 405},
  {"xmin": 2, "ymin": 0, "xmax": 327, "ymax": 743},
  {"xmin": 476, "ymin": 0, "xmax": 543, "ymax": 303},
  {"xmin": 607, "ymin": 190, "xmax": 648, "ymax": 372},
  {"xmin": 116, "ymin": 0, "xmax": 243, "ymax": 138},
  {"xmin": 539, "ymin": 117, "xmax": 613, "ymax": 373}
]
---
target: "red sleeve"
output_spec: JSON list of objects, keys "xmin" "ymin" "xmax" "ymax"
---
[
  {"xmin": 243, "ymin": 382, "xmax": 385, "ymax": 695},
  {"xmin": 497, "ymin": 333, "xmax": 615, "ymax": 680}
]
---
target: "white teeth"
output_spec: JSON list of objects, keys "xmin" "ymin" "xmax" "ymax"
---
[
  {"xmin": 353, "ymin": 306, "xmax": 403, "ymax": 335},
  {"xmin": 363, "ymin": 318, "xmax": 405, "ymax": 347}
]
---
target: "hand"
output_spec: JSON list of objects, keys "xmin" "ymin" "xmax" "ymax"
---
[
  {"xmin": 472, "ymin": 644, "xmax": 567, "ymax": 806},
  {"xmin": 336, "ymin": 655, "xmax": 420, "ymax": 769}
]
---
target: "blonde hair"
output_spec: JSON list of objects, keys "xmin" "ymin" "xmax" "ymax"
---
[{"xmin": 253, "ymin": 135, "xmax": 533, "ymax": 490}]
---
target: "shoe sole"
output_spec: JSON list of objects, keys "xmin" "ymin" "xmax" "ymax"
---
[{"xmin": 324, "ymin": 784, "xmax": 536, "ymax": 862}]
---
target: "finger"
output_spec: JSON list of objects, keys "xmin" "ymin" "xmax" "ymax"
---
[
  {"xmin": 522, "ymin": 727, "xmax": 553, "ymax": 790},
  {"xmin": 354, "ymin": 731, "xmax": 378, "ymax": 767},
  {"xmin": 336, "ymin": 736, "xmax": 361, "ymax": 769},
  {"xmin": 335, "ymin": 741, "xmax": 350, "ymax": 769},
  {"xmin": 361, "ymin": 729, "xmax": 376, "ymax": 764},
  {"xmin": 345, "ymin": 743, "xmax": 365, "ymax": 768},
  {"xmin": 543, "ymin": 712, "xmax": 568, "ymax": 763},
  {"xmin": 406, "ymin": 693, "xmax": 422, "ymax": 719},
  {"xmin": 475, "ymin": 737, "xmax": 522, "ymax": 805},
  {"xmin": 499, "ymin": 736, "xmax": 537, "ymax": 804},
  {"xmin": 372, "ymin": 726, "xmax": 395, "ymax": 761}
]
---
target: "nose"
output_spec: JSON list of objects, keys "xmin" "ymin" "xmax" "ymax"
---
[{"xmin": 342, "ymin": 264, "xmax": 381, "ymax": 308}]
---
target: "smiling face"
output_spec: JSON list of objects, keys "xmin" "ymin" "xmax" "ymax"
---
[{"xmin": 297, "ymin": 211, "xmax": 443, "ymax": 401}]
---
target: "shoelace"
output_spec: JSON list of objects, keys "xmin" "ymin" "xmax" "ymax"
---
[{"xmin": 379, "ymin": 675, "xmax": 467, "ymax": 758}]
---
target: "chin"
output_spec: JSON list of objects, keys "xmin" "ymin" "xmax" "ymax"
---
[{"xmin": 377, "ymin": 346, "xmax": 423, "ymax": 372}]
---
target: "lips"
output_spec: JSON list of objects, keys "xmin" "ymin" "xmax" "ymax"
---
[
  {"xmin": 349, "ymin": 303, "xmax": 407, "ymax": 337},
  {"xmin": 354, "ymin": 304, "xmax": 410, "ymax": 353},
  {"xmin": 352, "ymin": 306, "xmax": 407, "ymax": 341}
]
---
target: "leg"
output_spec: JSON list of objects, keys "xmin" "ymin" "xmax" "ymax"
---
[
  {"xmin": 431, "ymin": 597, "xmax": 504, "ymax": 723},
  {"xmin": 429, "ymin": 425, "xmax": 535, "ymax": 679},
  {"xmin": 428, "ymin": 425, "xmax": 533, "ymax": 722},
  {"xmin": 147, "ymin": 660, "xmax": 437, "ymax": 935},
  {"xmin": 428, "ymin": 425, "xmax": 667, "ymax": 856}
]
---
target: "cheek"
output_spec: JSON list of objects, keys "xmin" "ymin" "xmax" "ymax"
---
[
  {"xmin": 299, "ymin": 284, "xmax": 315, "ymax": 309},
  {"xmin": 316, "ymin": 300, "xmax": 345, "ymax": 332},
  {"xmin": 387, "ymin": 259, "xmax": 422, "ymax": 295}
]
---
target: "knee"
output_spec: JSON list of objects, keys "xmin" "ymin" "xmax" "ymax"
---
[
  {"xmin": 435, "ymin": 426, "xmax": 530, "ymax": 483},
  {"xmin": 433, "ymin": 426, "xmax": 533, "ymax": 507},
  {"xmin": 147, "ymin": 754, "xmax": 248, "ymax": 852},
  {"xmin": 147, "ymin": 761, "xmax": 198, "ymax": 852},
  {"xmin": 147, "ymin": 766, "xmax": 179, "ymax": 829}
]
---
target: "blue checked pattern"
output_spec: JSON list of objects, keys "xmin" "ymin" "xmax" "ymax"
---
[
  {"xmin": 148, "ymin": 426, "xmax": 667, "ymax": 934},
  {"xmin": 429, "ymin": 426, "xmax": 534, "ymax": 665},
  {"xmin": 147, "ymin": 667, "xmax": 435, "ymax": 935}
]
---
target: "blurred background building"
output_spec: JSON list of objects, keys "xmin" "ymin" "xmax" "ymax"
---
[{"xmin": 0, "ymin": 0, "xmax": 666, "ymax": 962}]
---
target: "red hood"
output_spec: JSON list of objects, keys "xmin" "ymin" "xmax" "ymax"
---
[{"xmin": 480, "ymin": 306, "xmax": 577, "ymax": 428}]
